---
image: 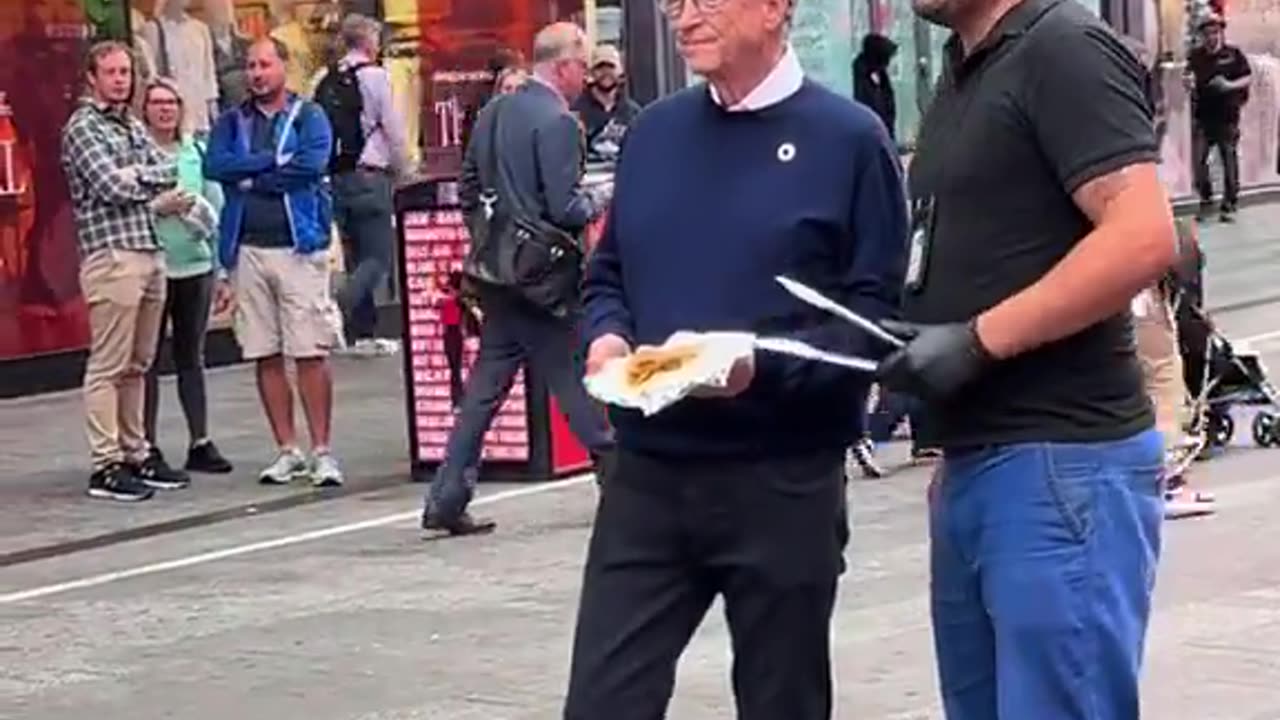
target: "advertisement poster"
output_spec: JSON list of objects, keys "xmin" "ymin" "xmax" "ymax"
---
[
  {"xmin": 0, "ymin": 1, "xmax": 96, "ymax": 360},
  {"xmin": 401, "ymin": 208, "xmax": 530, "ymax": 464}
]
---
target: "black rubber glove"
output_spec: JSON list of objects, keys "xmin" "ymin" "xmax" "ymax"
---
[{"xmin": 876, "ymin": 319, "xmax": 995, "ymax": 402}]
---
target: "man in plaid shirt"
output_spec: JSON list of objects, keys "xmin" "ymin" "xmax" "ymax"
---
[{"xmin": 61, "ymin": 41, "xmax": 195, "ymax": 502}]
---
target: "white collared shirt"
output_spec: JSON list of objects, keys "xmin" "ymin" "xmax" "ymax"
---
[{"xmin": 708, "ymin": 45, "xmax": 805, "ymax": 112}]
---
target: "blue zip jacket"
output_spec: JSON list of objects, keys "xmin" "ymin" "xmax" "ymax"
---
[{"xmin": 203, "ymin": 95, "xmax": 333, "ymax": 269}]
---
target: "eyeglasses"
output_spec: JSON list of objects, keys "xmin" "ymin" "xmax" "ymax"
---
[{"xmin": 657, "ymin": 0, "xmax": 731, "ymax": 18}]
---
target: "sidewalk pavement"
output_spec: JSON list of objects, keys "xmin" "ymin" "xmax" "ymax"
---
[
  {"xmin": 1198, "ymin": 202, "xmax": 1280, "ymax": 311},
  {"xmin": 0, "ymin": 354, "xmax": 413, "ymax": 563},
  {"xmin": 2, "ymin": 201, "xmax": 1277, "ymax": 563}
]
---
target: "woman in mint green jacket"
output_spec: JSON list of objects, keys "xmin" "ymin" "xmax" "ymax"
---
[{"xmin": 141, "ymin": 78, "xmax": 234, "ymax": 476}]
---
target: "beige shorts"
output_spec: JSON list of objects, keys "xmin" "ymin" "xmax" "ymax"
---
[{"xmin": 233, "ymin": 245, "xmax": 342, "ymax": 360}]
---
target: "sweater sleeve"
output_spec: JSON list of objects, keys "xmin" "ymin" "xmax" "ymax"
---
[
  {"xmin": 581, "ymin": 207, "xmax": 632, "ymax": 346},
  {"xmin": 754, "ymin": 126, "xmax": 908, "ymax": 398}
]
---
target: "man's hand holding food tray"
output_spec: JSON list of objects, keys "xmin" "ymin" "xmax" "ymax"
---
[{"xmin": 584, "ymin": 277, "xmax": 902, "ymax": 416}]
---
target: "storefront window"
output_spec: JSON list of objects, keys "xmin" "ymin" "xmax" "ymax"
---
[
  {"xmin": 0, "ymin": 0, "xmax": 103, "ymax": 360},
  {"xmin": 126, "ymin": 0, "xmax": 587, "ymax": 177},
  {"xmin": 1148, "ymin": 0, "xmax": 1279, "ymax": 196}
]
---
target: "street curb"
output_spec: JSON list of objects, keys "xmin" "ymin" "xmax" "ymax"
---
[{"xmin": 0, "ymin": 471, "xmax": 414, "ymax": 569}]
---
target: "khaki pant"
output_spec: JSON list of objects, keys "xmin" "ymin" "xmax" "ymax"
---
[
  {"xmin": 80, "ymin": 249, "xmax": 167, "ymax": 470},
  {"xmin": 1134, "ymin": 288, "xmax": 1185, "ymax": 441}
]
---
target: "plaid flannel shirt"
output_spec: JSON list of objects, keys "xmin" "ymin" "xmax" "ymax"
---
[{"xmin": 60, "ymin": 100, "xmax": 178, "ymax": 255}]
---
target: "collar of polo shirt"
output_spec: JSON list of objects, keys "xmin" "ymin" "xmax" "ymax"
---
[{"xmin": 708, "ymin": 44, "xmax": 804, "ymax": 112}]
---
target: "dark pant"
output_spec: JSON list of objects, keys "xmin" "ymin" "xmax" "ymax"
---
[
  {"xmin": 427, "ymin": 290, "xmax": 613, "ymax": 520},
  {"xmin": 334, "ymin": 169, "xmax": 395, "ymax": 341},
  {"xmin": 1193, "ymin": 126, "xmax": 1240, "ymax": 209},
  {"xmin": 868, "ymin": 389, "xmax": 935, "ymax": 450},
  {"xmin": 930, "ymin": 431, "xmax": 1163, "ymax": 720},
  {"xmin": 144, "ymin": 272, "xmax": 214, "ymax": 445},
  {"xmin": 563, "ymin": 450, "xmax": 849, "ymax": 720},
  {"xmin": 443, "ymin": 323, "xmax": 465, "ymax": 408}
]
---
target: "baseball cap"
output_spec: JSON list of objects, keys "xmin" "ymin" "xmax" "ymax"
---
[{"xmin": 591, "ymin": 45, "xmax": 623, "ymax": 69}]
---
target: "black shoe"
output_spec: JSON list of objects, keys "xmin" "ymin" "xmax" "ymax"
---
[
  {"xmin": 87, "ymin": 464, "xmax": 155, "ymax": 502},
  {"xmin": 1196, "ymin": 201, "xmax": 1215, "ymax": 221},
  {"xmin": 1220, "ymin": 205, "xmax": 1237, "ymax": 223},
  {"xmin": 131, "ymin": 449, "xmax": 191, "ymax": 490},
  {"xmin": 186, "ymin": 440, "xmax": 233, "ymax": 474},
  {"xmin": 421, "ymin": 510, "xmax": 497, "ymax": 537}
]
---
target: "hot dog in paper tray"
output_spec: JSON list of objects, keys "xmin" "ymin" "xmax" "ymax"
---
[
  {"xmin": 583, "ymin": 277, "xmax": 902, "ymax": 416},
  {"xmin": 584, "ymin": 332, "xmax": 881, "ymax": 417}
]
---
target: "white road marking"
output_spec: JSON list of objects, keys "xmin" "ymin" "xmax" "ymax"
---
[
  {"xmin": 3, "ymin": 328, "xmax": 1279, "ymax": 607},
  {"xmin": 0, "ymin": 474, "xmax": 593, "ymax": 606}
]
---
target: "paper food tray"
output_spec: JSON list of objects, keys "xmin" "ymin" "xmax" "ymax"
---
[{"xmin": 584, "ymin": 331, "xmax": 755, "ymax": 416}]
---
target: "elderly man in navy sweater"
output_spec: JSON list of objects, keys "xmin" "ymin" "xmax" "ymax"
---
[{"xmin": 561, "ymin": 0, "xmax": 907, "ymax": 717}]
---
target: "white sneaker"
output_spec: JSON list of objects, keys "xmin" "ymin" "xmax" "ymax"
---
[
  {"xmin": 311, "ymin": 452, "xmax": 344, "ymax": 487},
  {"xmin": 372, "ymin": 338, "xmax": 401, "ymax": 355},
  {"xmin": 259, "ymin": 448, "xmax": 309, "ymax": 485}
]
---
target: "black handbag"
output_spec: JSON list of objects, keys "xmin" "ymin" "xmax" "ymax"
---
[{"xmin": 462, "ymin": 96, "xmax": 584, "ymax": 318}]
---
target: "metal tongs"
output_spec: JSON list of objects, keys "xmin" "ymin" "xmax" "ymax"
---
[{"xmin": 753, "ymin": 276, "xmax": 905, "ymax": 372}]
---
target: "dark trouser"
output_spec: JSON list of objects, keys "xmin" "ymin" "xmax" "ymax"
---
[
  {"xmin": 563, "ymin": 450, "xmax": 849, "ymax": 720},
  {"xmin": 144, "ymin": 272, "xmax": 214, "ymax": 445},
  {"xmin": 443, "ymin": 323, "xmax": 465, "ymax": 408},
  {"xmin": 334, "ymin": 169, "xmax": 395, "ymax": 341},
  {"xmin": 868, "ymin": 389, "xmax": 935, "ymax": 450},
  {"xmin": 427, "ymin": 290, "xmax": 613, "ymax": 521},
  {"xmin": 1193, "ymin": 125, "xmax": 1240, "ymax": 209},
  {"xmin": 930, "ymin": 431, "xmax": 1163, "ymax": 720}
]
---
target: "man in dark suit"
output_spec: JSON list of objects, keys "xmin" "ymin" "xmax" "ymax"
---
[{"xmin": 421, "ymin": 22, "xmax": 615, "ymax": 537}]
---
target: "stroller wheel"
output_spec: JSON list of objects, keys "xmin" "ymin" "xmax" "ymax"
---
[
  {"xmin": 1252, "ymin": 412, "xmax": 1278, "ymax": 448},
  {"xmin": 1209, "ymin": 412, "xmax": 1234, "ymax": 447}
]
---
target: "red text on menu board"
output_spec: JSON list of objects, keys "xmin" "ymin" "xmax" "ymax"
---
[{"xmin": 402, "ymin": 209, "xmax": 530, "ymax": 463}]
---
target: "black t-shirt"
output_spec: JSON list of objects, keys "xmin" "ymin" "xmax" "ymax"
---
[
  {"xmin": 1189, "ymin": 45, "xmax": 1251, "ymax": 129},
  {"xmin": 572, "ymin": 89, "xmax": 641, "ymax": 163},
  {"xmin": 905, "ymin": 0, "xmax": 1158, "ymax": 448}
]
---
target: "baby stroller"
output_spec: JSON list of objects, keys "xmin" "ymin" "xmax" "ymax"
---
[{"xmin": 1177, "ymin": 301, "xmax": 1280, "ymax": 452}]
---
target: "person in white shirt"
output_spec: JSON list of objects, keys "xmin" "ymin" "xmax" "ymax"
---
[{"xmin": 139, "ymin": 0, "xmax": 218, "ymax": 134}]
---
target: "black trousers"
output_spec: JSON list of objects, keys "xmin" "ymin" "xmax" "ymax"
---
[
  {"xmin": 144, "ymin": 272, "xmax": 214, "ymax": 445},
  {"xmin": 564, "ymin": 449, "xmax": 849, "ymax": 720},
  {"xmin": 1193, "ymin": 125, "xmax": 1240, "ymax": 208}
]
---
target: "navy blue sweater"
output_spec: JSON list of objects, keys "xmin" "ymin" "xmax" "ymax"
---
[{"xmin": 583, "ymin": 81, "xmax": 908, "ymax": 459}]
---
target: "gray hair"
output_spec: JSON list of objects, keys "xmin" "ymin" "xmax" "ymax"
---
[
  {"xmin": 341, "ymin": 13, "xmax": 382, "ymax": 51},
  {"xmin": 531, "ymin": 22, "xmax": 587, "ymax": 67}
]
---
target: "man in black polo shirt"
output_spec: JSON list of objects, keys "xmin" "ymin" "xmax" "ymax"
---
[
  {"xmin": 876, "ymin": 0, "xmax": 1178, "ymax": 716},
  {"xmin": 1188, "ymin": 14, "xmax": 1251, "ymax": 222}
]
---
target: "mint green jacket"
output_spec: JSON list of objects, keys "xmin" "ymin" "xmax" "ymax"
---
[{"xmin": 155, "ymin": 138, "xmax": 224, "ymax": 279}]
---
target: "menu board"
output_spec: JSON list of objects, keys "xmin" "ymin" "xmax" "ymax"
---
[{"xmin": 401, "ymin": 208, "xmax": 530, "ymax": 464}]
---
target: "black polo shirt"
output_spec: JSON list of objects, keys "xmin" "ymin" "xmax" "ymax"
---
[{"xmin": 905, "ymin": 0, "xmax": 1158, "ymax": 448}]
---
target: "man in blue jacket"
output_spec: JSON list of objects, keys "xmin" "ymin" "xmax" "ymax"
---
[
  {"xmin": 204, "ymin": 38, "xmax": 344, "ymax": 488},
  {"xmin": 563, "ymin": 0, "xmax": 907, "ymax": 716}
]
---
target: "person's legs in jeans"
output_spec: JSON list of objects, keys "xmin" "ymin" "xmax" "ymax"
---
[
  {"xmin": 528, "ymin": 311, "xmax": 613, "ymax": 455},
  {"xmin": 427, "ymin": 296, "xmax": 525, "ymax": 523},
  {"xmin": 931, "ymin": 433, "xmax": 1164, "ymax": 719},
  {"xmin": 334, "ymin": 171, "xmax": 395, "ymax": 344}
]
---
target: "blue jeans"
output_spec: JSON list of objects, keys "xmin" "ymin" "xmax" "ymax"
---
[
  {"xmin": 334, "ymin": 170, "xmax": 395, "ymax": 341},
  {"xmin": 930, "ymin": 431, "xmax": 1164, "ymax": 720}
]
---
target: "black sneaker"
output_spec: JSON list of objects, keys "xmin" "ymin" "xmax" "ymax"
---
[
  {"xmin": 186, "ymin": 440, "xmax": 233, "ymax": 474},
  {"xmin": 131, "ymin": 449, "xmax": 191, "ymax": 490},
  {"xmin": 1220, "ymin": 204, "xmax": 1237, "ymax": 223},
  {"xmin": 87, "ymin": 464, "xmax": 155, "ymax": 502}
]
